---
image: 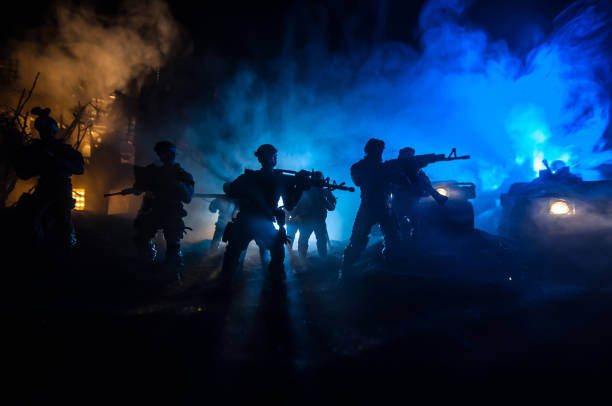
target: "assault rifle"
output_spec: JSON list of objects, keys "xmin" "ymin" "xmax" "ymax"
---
[
  {"xmin": 193, "ymin": 193, "xmax": 228, "ymax": 199},
  {"xmin": 104, "ymin": 188, "xmax": 140, "ymax": 197},
  {"xmin": 193, "ymin": 169, "xmax": 355, "ymax": 199},
  {"xmin": 385, "ymin": 148, "xmax": 470, "ymax": 172},
  {"xmin": 103, "ymin": 164, "xmax": 194, "ymax": 198},
  {"xmin": 276, "ymin": 169, "xmax": 355, "ymax": 192}
]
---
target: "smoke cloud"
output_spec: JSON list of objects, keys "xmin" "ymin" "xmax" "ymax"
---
[
  {"xmin": 6, "ymin": 0, "xmax": 181, "ymax": 120},
  {"xmin": 179, "ymin": 0, "xmax": 612, "ymax": 240}
]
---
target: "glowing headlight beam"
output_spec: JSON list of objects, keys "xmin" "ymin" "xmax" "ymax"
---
[
  {"xmin": 435, "ymin": 187, "xmax": 449, "ymax": 197},
  {"xmin": 549, "ymin": 200, "xmax": 571, "ymax": 215}
]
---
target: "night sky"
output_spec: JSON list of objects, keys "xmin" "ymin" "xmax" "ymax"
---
[{"xmin": 2, "ymin": 0, "xmax": 577, "ymax": 62}]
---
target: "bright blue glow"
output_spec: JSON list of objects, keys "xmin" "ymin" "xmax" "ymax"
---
[{"xmin": 184, "ymin": 0, "xmax": 612, "ymax": 239}]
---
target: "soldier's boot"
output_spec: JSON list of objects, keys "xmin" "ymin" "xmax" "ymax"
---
[
  {"xmin": 165, "ymin": 244, "xmax": 184, "ymax": 266},
  {"xmin": 316, "ymin": 238, "xmax": 327, "ymax": 258},
  {"xmin": 165, "ymin": 243, "xmax": 184, "ymax": 280},
  {"xmin": 339, "ymin": 244, "xmax": 360, "ymax": 281},
  {"xmin": 136, "ymin": 239, "xmax": 158, "ymax": 262},
  {"xmin": 258, "ymin": 246, "xmax": 270, "ymax": 271},
  {"xmin": 266, "ymin": 247, "xmax": 286, "ymax": 289},
  {"xmin": 219, "ymin": 246, "xmax": 241, "ymax": 291},
  {"xmin": 297, "ymin": 243, "xmax": 308, "ymax": 259},
  {"xmin": 70, "ymin": 227, "xmax": 78, "ymax": 248},
  {"xmin": 381, "ymin": 236, "xmax": 402, "ymax": 262}
]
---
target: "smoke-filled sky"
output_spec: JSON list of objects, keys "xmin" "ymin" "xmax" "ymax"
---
[
  {"xmin": 2, "ymin": 0, "xmax": 611, "ymax": 240},
  {"xmin": 172, "ymin": 0, "xmax": 612, "ymax": 239}
]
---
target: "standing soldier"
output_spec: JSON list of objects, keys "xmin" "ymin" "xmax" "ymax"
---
[
  {"xmin": 219, "ymin": 144, "xmax": 309, "ymax": 289},
  {"xmin": 132, "ymin": 141, "xmax": 194, "ymax": 268},
  {"xmin": 340, "ymin": 138, "xmax": 400, "ymax": 277},
  {"xmin": 391, "ymin": 147, "xmax": 447, "ymax": 239},
  {"xmin": 208, "ymin": 183, "xmax": 236, "ymax": 252},
  {"xmin": 291, "ymin": 171, "xmax": 336, "ymax": 258},
  {"xmin": 14, "ymin": 107, "xmax": 84, "ymax": 254}
]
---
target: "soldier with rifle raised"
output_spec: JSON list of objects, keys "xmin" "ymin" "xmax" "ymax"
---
[
  {"xmin": 218, "ymin": 143, "xmax": 353, "ymax": 290},
  {"xmin": 106, "ymin": 141, "xmax": 194, "ymax": 271},
  {"xmin": 341, "ymin": 140, "xmax": 470, "ymax": 277},
  {"xmin": 388, "ymin": 147, "xmax": 469, "ymax": 239}
]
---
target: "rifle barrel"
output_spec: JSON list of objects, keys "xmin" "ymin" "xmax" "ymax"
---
[{"xmin": 193, "ymin": 193, "xmax": 227, "ymax": 199}]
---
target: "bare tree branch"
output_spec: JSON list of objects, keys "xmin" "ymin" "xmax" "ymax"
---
[{"xmin": 16, "ymin": 72, "xmax": 40, "ymax": 117}]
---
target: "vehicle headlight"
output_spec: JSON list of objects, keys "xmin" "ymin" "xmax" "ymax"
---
[
  {"xmin": 549, "ymin": 200, "xmax": 571, "ymax": 215},
  {"xmin": 435, "ymin": 187, "xmax": 449, "ymax": 197}
]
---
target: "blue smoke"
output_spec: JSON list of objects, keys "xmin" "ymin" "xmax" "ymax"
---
[{"xmin": 182, "ymin": 0, "xmax": 612, "ymax": 241}]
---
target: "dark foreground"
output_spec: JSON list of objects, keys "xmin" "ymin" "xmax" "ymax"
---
[{"xmin": 5, "ymin": 213, "xmax": 612, "ymax": 404}]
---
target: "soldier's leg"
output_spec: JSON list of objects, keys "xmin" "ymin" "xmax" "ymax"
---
[
  {"xmin": 286, "ymin": 223, "xmax": 298, "ymax": 250},
  {"xmin": 39, "ymin": 199, "xmax": 72, "ymax": 253},
  {"xmin": 209, "ymin": 222, "xmax": 225, "ymax": 251},
  {"xmin": 261, "ymin": 224, "xmax": 286, "ymax": 282},
  {"xmin": 220, "ymin": 221, "xmax": 252, "ymax": 287},
  {"xmin": 57, "ymin": 203, "xmax": 74, "ymax": 252},
  {"xmin": 342, "ymin": 205, "xmax": 377, "ymax": 270},
  {"xmin": 255, "ymin": 239, "xmax": 269, "ymax": 269},
  {"xmin": 297, "ymin": 222, "xmax": 314, "ymax": 258},
  {"xmin": 133, "ymin": 212, "xmax": 159, "ymax": 261},
  {"xmin": 313, "ymin": 220, "xmax": 328, "ymax": 258},
  {"xmin": 163, "ymin": 218, "xmax": 185, "ymax": 266},
  {"xmin": 380, "ymin": 209, "xmax": 402, "ymax": 260}
]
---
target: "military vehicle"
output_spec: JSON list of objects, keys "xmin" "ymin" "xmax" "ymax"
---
[
  {"xmin": 498, "ymin": 160, "xmax": 612, "ymax": 242},
  {"xmin": 417, "ymin": 180, "xmax": 476, "ymax": 232}
]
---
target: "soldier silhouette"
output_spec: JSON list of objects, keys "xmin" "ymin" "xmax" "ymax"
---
[
  {"xmin": 391, "ymin": 147, "xmax": 447, "ymax": 239},
  {"xmin": 132, "ymin": 141, "xmax": 194, "ymax": 268},
  {"xmin": 340, "ymin": 139, "xmax": 400, "ymax": 277},
  {"xmin": 219, "ymin": 144, "xmax": 308, "ymax": 289},
  {"xmin": 208, "ymin": 183, "xmax": 236, "ymax": 252},
  {"xmin": 14, "ymin": 107, "xmax": 84, "ymax": 254},
  {"xmin": 290, "ymin": 171, "xmax": 336, "ymax": 258}
]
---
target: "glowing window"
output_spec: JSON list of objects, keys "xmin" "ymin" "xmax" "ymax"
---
[{"xmin": 73, "ymin": 188, "xmax": 86, "ymax": 211}]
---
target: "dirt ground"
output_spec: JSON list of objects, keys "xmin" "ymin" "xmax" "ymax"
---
[{"xmin": 5, "ymin": 212, "xmax": 612, "ymax": 404}]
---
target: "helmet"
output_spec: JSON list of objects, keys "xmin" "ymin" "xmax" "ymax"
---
[
  {"xmin": 364, "ymin": 138, "xmax": 385, "ymax": 156},
  {"xmin": 31, "ymin": 107, "xmax": 58, "ymax": 138},
  {"xmin": 551, "ymin": 160, "xmax": 567, "ymax": 172},
  {"xmin": 254, "ymin": 144, "xmax": 278, "ymax": 159},
  {"xmin": 311, "ymin": 171, "xmax": 324, "ymax": 180},
  {"xmin": 398, "ymin": 147, "xmax": 415, "ymax": 159},
  {"xmin": 154, "ymin": 140, "xmax": 176, "ymax": 154}
]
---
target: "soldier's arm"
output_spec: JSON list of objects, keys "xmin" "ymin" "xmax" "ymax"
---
[
  {"xmin": 350, "ymin": 160, "xmax": 368, "ymax": 187},
  {"xmin": 209, "ymin": 198, "xmax": 220, "ymax": 213},
  {"xmin": 66, "ymin": 148, "xmax": 85, "ymax": 175},
  {"xmin": 176, "ymin": 169, "xmax": 195, "ymax": 203},
  {"xmin": 225, "ymin": 174, "xmax": 249, "ymax": 199},
  {"xmin": 324, "ymin": 190, "xmax": 337, "ymax": 211}
]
